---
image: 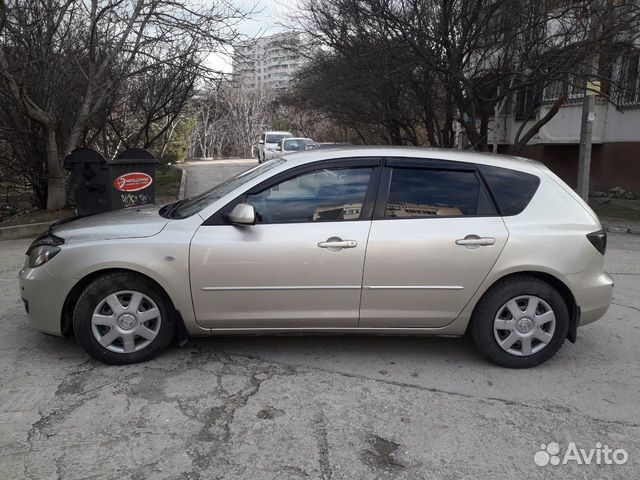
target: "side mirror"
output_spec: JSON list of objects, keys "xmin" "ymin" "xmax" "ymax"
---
[
  {"xmin": 228, "ymin": 203, "xmax": 256, "ymax": 225},
  {"xmin": 258, "ymin": 139, "xmax": 264, "ymax": 145},
  {"xmin": 276, "ymin": 144, "xmax": 282, "ymax": 151}
]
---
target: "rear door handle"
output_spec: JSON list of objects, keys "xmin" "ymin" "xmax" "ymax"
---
[
  {"xmin": 318, "ymin": 237, "xmax": 357, "ymax": 250},
  {"xmin": 456, "ymin": 235, "xmax": 495, "ymax": 248}
]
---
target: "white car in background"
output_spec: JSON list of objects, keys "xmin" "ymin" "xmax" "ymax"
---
[
  {"xmin": 258, "ymin": 131, "xmax": 292, "ymax": 162},
  {"xmin": 275, "ymin": 137, "xmax": 318, "ymax": 156}
]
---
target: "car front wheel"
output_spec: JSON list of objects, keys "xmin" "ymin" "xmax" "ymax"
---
[
  {"xmin": 469, "ymin": 275, "xmax": 569, "ymax": 368},
  {"xmin": 73, "ymin": 272, "xmax": 175, "ymax": 364}
]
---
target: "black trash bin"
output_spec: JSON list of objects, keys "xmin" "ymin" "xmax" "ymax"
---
[{"xmin": 64, "ymin": 147, "xmax": 159, "ymax": 216}]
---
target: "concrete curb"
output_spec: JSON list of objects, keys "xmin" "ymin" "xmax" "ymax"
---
[
  {"xmin": 604, "ymin": 225, "xmax": 640, "ymax": 235},
  {"xmin": 0, "ymin": 221, "xmax": 50, "ymax": 241}
]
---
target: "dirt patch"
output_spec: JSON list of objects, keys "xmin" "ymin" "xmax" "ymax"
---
[
  {"xmin": 361, "ymin": 434, "xmax": 405, "ymax": 471},
  {"xmin": 256, "ymin": 406, "xmax": 285, "ymax": 419},
  {"xmin": 0, "ymin": 208, "xmax": 75, "ymax": 227}
]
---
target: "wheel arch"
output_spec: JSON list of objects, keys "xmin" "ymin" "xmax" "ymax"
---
[
  {"xmin": 61, "ymin": 268, "xmax": 190, "ymax": 344},
  {"xmin": 470, "ymin": 270, "xmax": 579, "ymax": 343}
]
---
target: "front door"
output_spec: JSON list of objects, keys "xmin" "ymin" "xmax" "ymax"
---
[
  {"xmin": 190, "ymin": 161, "xmax": 378, "ymax": 328},
  {"xmin": 360, "ymin": 162, "xmax": 509, "ymax": 328}
]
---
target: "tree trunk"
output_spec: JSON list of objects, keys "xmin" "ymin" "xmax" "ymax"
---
[
  {"xmin": 45, "ymin": 128, "xmax": 65, "ymax": 210},
  {"xmin": 513, "ymin": 95, "xmax": 566, "ymax": 153}
]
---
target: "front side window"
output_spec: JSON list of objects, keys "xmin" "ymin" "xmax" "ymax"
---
[
  {"xmin": 166, "ymin": 159, "xmax": 286, "ymax": 219},
  {"xmin": 385, "ymin": 168, "xmax": 494, "ymax": 218},
  {"xmin": 246, "ymin": 166, "xmax": 372, "ymax": 223}
]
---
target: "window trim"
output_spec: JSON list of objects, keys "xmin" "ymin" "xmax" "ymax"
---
[
  {"xmin": 203, "ymin": 157, "xmax": 382, "ymax": 226},
  {"xmin": 372, "ymin": 157, "xmax": 499, "ymax": 220}
]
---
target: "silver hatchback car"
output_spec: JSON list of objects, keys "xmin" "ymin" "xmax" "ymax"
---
[{"xmin": 19, "ymin": 147, "xmax": 613, "ymax": 367}]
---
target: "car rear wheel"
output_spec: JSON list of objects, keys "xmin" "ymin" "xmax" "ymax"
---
[
  {"xmin": 73, "ymin": 272, "xmax": 175, "ymax": 364},
  {"xmin": 469, "ymin": 275, "xmax": 569, "ymax": 368}
]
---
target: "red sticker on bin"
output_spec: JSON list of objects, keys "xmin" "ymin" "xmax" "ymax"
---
[{"xmin": 114, "ymin": 172, "xmax": 153, "ymax": 192}]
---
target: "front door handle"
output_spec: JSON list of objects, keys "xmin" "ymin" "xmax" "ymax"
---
[
  {"xmin": 318, "ymin": 237, "xmax": 357, "ymax": 251},
  {"xmin": 456, "ymin": 235, "xmax": 495, "ymax": 248}
]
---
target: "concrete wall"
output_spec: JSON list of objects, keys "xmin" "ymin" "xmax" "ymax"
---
[
  {"xmin": 498, "ymin": 142, "xmax": 640, "ymax": 195},
  {"xmin": 492, "ymin": 100, "xmax": 640, "ymax": 145},
  {"xmin": 603, "ymin": 105, "xmax": 640, "ymax": 142},
  {"xmin": 490, "ymin": 98, "xmax": 640, "ymax": 194}
]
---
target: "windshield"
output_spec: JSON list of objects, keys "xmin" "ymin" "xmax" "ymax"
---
[
  {"xmin": 283, "ymin": 139, "xmax": 313, "ymax": 151},
  {"xmin": 265, "ymin": 133, "xmax": 290, "ymax": 144},
  {"xmin": 164, "ymin": 159, "xmax": 285, "ymax": 219}
]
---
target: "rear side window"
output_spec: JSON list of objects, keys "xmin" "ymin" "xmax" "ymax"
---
[
  {"xmin": 385, "ymin": 168, "xmax": 495, "ymax": 218},
  {"xmin": 478, "ymin": 165, "xmax": 540, "ymax": 216}
]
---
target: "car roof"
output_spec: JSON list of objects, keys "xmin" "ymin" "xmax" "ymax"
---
[
  {"xmin": 283, "ymin": 137, "xmax": 313, "ymax": 141},
  {"xmin": 264, "ymin": 131, "xmax": 292, "ymax": 135},
  {"xmin": 279, "ymin": 145, "xmax": 544, "ymax": 175}
]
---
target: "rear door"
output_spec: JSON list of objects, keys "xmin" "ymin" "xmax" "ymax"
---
[{"xmin": 359, "ymin": 158, "xmax": 509, "ymax": 328}]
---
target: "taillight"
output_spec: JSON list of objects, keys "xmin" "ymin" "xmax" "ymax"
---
[{"xmin": 587, "ymin": 229, "xmax": 607, "ymax": 255}]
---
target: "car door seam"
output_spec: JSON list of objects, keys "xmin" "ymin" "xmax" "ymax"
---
[{"xmin": 356, "ymin": 219, "xmax": 375, "ymax": 328}]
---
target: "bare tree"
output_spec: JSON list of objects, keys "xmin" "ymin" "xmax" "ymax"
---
[
  {"xmin": 100, "ymin": 53, "xmax": 200, "ymax": 157},
  {"xmin": 294, "ymin": 0, "xmax": 640, "ymax": 151},
  {"xmin": 190, "ymin": 83, "xmax": 275, "ymax": 158},
  {"xmin": 0, "ymin": 0, "xmax": 250, "ymax": 209}
]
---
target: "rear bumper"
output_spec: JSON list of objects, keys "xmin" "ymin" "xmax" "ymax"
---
[
  {"xmin": 563, "ymin": 267, "xmax": 613, "ymax": 326},
  {"xmin": 263, "ymin": 149, "xmax": 278, "ymax": 160},
  {"xmin": 19, "ymin": 264, "xmax": 75, "ymax": 336}
]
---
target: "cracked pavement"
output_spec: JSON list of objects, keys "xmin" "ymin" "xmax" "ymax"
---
[{"xmin": 1, "ymin": 233, "xmax": 639, "ymax": 479}]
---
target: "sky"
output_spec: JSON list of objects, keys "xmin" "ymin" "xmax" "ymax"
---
[{"xmin": 208, "ymin": 0, "xmax": 298, "ymax": 73}]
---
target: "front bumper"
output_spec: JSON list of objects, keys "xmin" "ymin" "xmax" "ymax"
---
[{"xmin": 19, "ymin": 263, "xmax": 76, "ymax": 336}]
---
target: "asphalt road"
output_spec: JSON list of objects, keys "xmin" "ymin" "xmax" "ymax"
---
[{"xmin": 0, "ymin": 162, "xmax": 638, "ymax": 479}]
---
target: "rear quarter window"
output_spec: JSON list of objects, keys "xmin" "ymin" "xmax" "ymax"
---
[{"xmin": 479, "ymin": 165, "xmax": 540, "ymax": 216}]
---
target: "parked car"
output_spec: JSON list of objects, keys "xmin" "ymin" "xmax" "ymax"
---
[
  {"xmin": 257, "ymin": 131, "xmax": 292, "ymax": 162},
  {"xmin": 20, "ymin": 147, "xmax": 612, "ymax": 367},
  {"xmin": 275, "ymin": 137, "xmax": 318, "ymax": 156}
]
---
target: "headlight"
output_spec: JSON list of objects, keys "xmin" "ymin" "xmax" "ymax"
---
[{"xmin": 28, "ymin": 245, "xmax": 61, "ymax": 268}]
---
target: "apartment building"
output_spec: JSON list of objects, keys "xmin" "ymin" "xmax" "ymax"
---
[
  {"xmin": 488, "ymin": 54, "xmax": 640, "ymax": 194},
  {"xmin": 232, "ymin": 32, "xmax": 303, "ymax": 90}
]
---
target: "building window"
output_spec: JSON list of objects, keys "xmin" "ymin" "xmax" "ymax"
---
[
  {"xmin": 515, "ymin": 83, "xmax": 542, "ymax": 120},
  {"xmin": 615, "ymin": 53, "xmax": 640, "ymax": 107}
]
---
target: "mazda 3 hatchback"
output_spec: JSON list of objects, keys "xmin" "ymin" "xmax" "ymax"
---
[{"xmin": 19, "ymin": 147, "xmax": 613, "ymax": 367}]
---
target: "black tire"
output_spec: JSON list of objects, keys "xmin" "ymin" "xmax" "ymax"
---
[
  {"xmin": 469, "ymin": 275, "xmax": 569, "ymax": 368},
  {"xmin": 73, "ymin": 272, "xmax": 176, "ymax": 365}
]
